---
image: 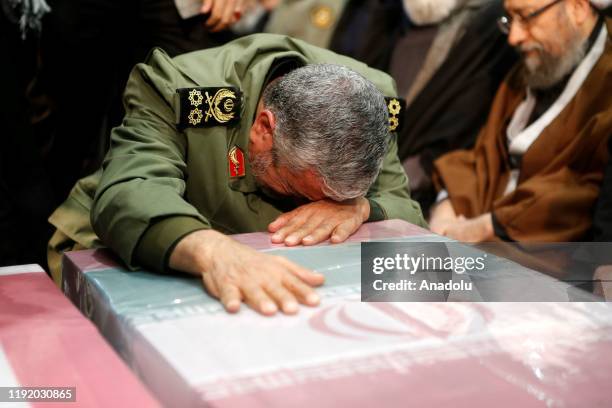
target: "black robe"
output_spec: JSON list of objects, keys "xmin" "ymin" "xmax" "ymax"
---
[
  {"xmin": 329, "ymin": 0, "xmax": 406, "ymax": 72},
  {"xmin": 593, "ymin": 136, "xmax": 612, "ymax": 242},
  {"xmin": 397, "ymin": 1, "xmax": 518, "ymax": 212}
]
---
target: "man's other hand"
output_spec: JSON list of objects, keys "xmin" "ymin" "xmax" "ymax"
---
[
  {"xmin": 594, "ymin": 265, "xmax": 612, "ymax": 300},
  {"xmin": 170, "ymin": 229, "xmax": 325, "ymax": 315},
  {"xmin": 201, "ymin": 0, "xmax": 245, "ymax": 32},
  {"xmin": 428, "ymin": 199, "xmax": 458, "ymax": 236},
  {"xmin": 268, "ymin": 197, "xmax": 370, "ymax": 246},
  {"xmin": 441, "ymin": 213, "xmax": 494, "ymax": 243}
]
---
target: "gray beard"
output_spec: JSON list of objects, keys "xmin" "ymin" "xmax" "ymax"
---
[
  {"xmin": 521, "ymin": 35, "xmax": 588, "ymax": 90},
  {"xmin": 249, "ymin": 149, "xmax": 290, "ymax": 199},
  {"xmin": 249, "ymin": 149, "xmax": 273, "ymax": 180}
]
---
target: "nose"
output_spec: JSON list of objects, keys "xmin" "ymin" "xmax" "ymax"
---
[{"xmin": 507, "ymin": 19, "xmax": 528, "ymax": 47}]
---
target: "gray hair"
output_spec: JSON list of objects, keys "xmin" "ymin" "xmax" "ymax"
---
[{"xmin": 263, "ymin": 64, "xmax": 390, "ymax": 201}]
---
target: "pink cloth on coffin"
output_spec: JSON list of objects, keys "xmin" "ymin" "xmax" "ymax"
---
[
  {"xmin": 0, "ymin": 267, "xmax": 160, "ymax": 408},
  {"xmin": 57, "ymin": 221, "xmax": 612, "ymax": 408}
]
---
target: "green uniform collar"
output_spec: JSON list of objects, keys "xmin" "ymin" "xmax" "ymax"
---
[{"xmin": 172, "ymin": 48, "xmax": 308, "ymax": 194}]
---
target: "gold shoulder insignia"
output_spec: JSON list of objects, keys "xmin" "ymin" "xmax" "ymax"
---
[
  {"xmin": 177, "ymin": 87, "xmax": 242, "ymax": 128},
  {"xmin": 384, "ymin": 97, "xmax": 405, "ymax": 133}
]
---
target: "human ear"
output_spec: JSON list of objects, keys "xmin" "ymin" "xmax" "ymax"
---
[
  {"xmin": 250, "ymin": 109, "xmax": 276, "ymax": 150},
  {"xmin": 568, "ymin": 0, "xmax": 593, "ymax": 25}
]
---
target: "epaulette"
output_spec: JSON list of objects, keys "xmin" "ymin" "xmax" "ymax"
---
[
  {"xmin": 176, "ymin": 87, "xmax": 242, "ymax": 128},
  {"xmin": 385, "ymin": 97, "xmax": 406, "ymax": 133}
]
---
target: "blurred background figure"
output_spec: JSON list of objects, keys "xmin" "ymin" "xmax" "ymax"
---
[
  {"xmin": 265, "ymin": 0, "xmax": 404, "ymax": 71},
  {"xmin": 264, "ymin": 0, "xmax": 348, "ymax": 48},
  {"xmin": 0, "ymin": 0, "xmax": 279, "ymax": 268},
  {"xmin": 430, "ymin": 0, "xmax": 611, "ymax": 243},
  {"xmin": 592, "ymin": 137, "xmax": 612, "ymax": 244},
  {"xmin": 1, "ymin": 0, "xmax": 54, "ymax": 267},
  {"xmin": 394, "ymin": 0, "xmax": 517, "ymax": 215},
  {"xmin": 39, "ymin": 0, "xmax": 251, "ymax": 204}
]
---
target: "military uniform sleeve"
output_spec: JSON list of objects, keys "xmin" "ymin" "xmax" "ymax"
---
[
  {"xmin": 366, "ymin": 134, "xmax": 427, "ymax": 227},
  {"xmin": 91, "ymin": 53, "xmax": 211, "ymax": 271},
  {"xmin": 135, "ymin": 216, "xmax": 208, "ymax": 273}
]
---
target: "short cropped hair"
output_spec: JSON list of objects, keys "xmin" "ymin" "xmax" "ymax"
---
[{"xmin": 263, "ymin": 64, "xmax": 390, "ymax": 201}]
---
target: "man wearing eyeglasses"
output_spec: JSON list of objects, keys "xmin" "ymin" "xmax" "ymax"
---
[{"xmin": 429, "ymin": 0, "xmax": 611, "ymax": 243}]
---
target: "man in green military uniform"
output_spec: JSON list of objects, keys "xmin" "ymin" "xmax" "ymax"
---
[{"xmin": 48, "ymin": 33, "xmax": 426, "ymax": 315}]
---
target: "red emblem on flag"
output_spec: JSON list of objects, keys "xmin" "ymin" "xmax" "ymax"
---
[{"xmin": 228, "ymin": 146, "xmax": 245, "ymax": 178}]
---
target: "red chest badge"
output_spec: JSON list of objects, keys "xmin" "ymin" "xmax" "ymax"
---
[{"xmin": 228, "ymin": 146, "xmax": 245, "ymax": 178}]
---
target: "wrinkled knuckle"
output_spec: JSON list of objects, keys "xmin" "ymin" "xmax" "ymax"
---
[
  {"xmin": 275, "ymin": 215, "xmax": 288, "ymax": 224},
  {"xmin": 281, "ymin": 276, "xmax": 295, "ymax": 289},
  {"xmin": 318, "ymin": 223, "xmax": 335, "ymax": 233},
  {"xmin": 283, "ymin": 279, "xmax": 303, "ymax": 294},
  {"xmin": 218, "ymin": 275, "xmax": 235, "ymax": 287}
]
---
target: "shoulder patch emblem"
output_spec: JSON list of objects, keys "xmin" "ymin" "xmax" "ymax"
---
[
  {"xmin": 177, "ymin": 87, "xmax": 242, "ymax": 128},
  {"xmin": 385, "ymin": 97, "xmax": 405, "ymax": 132},
  {"xmin": 228, "ymin": 146, "xmax": 245, "ymax": 178}
]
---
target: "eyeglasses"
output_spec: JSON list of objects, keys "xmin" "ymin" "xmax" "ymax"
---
[{"xmin": 497, "ymin": 0, "xmax": 564, "ymax": 35}]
